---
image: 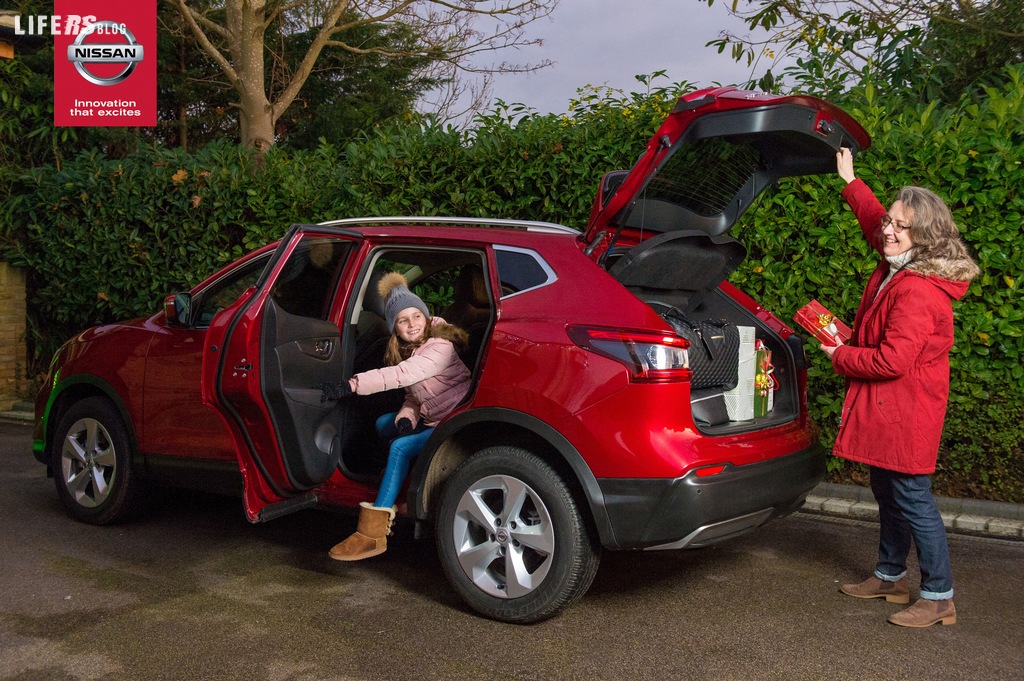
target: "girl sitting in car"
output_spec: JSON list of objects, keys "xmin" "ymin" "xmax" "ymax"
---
[{"xmin": 320, "ymin": 272, "xmax": 471, "ymax": 561}]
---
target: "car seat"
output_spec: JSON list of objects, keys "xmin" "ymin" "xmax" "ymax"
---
[
  {"xmin": 353, "ymin": 270, "xmax": 391, "ymax": 372},
  {"xmin": 440, "ymin": 264, "xmax": 491, "ymax": 368}
]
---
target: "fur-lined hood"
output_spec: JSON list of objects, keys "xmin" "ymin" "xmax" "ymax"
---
[
  {"xmin": 905, "ymin": 252, "xmax": 980, "ymax": 283},
  {"xmin": 895, "ymin": 253, "xmax": 976, "ymax": 303},
  {"xmin": 429, "ymin": 318, "xmax": 468, "ymax": 345}
]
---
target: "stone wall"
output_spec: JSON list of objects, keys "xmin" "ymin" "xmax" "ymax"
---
[{"xmin": 0, "ymin": 262, "xmax": 27, "ymax": 410}]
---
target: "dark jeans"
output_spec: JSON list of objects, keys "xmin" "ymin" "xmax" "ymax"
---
[{"xmin": 870, "ymin": 466, "xmax": 954, "ymax": 600}]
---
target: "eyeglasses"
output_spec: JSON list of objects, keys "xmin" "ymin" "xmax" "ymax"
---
[{"xmin": 880, "ymin": 215, "xmax": 911, "ymax": 233}]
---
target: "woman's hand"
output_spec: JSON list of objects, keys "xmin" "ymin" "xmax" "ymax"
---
[
  {"xmin": 820, "ymin": 339, "xmax": 843, "ymax": 359},
  {"xmin": 836, "ymin": 148, "xmax": 856, "ymax": 185}
]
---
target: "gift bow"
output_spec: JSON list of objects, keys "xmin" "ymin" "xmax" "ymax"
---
[{"xmin": 754, "ymin": 340, "xmax": 778, "ymax": 395}]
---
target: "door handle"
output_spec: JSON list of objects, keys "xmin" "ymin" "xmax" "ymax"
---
[
  {"xmin": 296, "ymin": 338, "xmax": 335, "ymax": 359},
  {"xmin": 314, "ymin": 339, "xmax": 333, "ymax": 357}
]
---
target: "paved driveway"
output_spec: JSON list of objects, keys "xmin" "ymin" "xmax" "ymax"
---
[{"xmin": 2, "ymin": 421, "xmax": 1022, "ymax": 680}]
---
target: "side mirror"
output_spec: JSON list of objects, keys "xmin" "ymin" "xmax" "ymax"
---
[{"xmin": 164, "ymin": 292, "xmax": 193, "ymax": 326}]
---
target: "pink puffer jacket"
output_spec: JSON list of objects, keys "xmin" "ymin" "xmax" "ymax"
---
[{"xmin": 350, "ymin": 319, "xmax": 471, "ymax": 427}]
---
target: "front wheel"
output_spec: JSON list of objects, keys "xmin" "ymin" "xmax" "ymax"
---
[
  {"xmin": 51, "ymin": 396, "xmax": 145, "ymax": 525},
  {"xmin": 435, "ymin": 446, "xmax": 600, "ymax": 623}
]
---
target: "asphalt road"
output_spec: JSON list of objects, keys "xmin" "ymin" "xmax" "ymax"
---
[{"xmin": 2, "ymin": 420, "xmax": 1023, "ymax": 681}]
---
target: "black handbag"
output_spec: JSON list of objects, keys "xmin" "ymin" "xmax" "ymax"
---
[{"xmin": 651, "ymin": 302, "xmax": 740, "ymax": 390}]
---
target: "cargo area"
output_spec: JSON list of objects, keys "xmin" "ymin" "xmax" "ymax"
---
[{"xmin": 607, "ymin": 229, "xmax": 802, "ymax": 436}]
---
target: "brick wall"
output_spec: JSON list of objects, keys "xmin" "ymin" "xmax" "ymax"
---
[{"xmin": 0, "ymin": 262, "xmax": 27, "ymax": 410}]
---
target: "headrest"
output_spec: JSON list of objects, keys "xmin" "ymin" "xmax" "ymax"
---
[
  {"xmin": 362, "ymin": 270, "xmax": 387, "ymax": 317},
  {"xmin": 454, "ymin": 265, "xmax": 489, "ymax": 308}
]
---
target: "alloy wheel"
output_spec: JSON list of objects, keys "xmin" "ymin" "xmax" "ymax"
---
[{"xmin": 450, "ymin": 473, "xmax": 555, "ymax": 598}]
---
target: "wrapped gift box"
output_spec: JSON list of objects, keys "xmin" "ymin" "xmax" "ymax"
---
[
  {"xmin": 793, "ymin": 300, "xmax": 851, "ymax": 347},
  {"xmin": 723, "ymin": 326, "xmax": 756, "ymax": 421},
  {"xmin": 754, "ymin": 341, "xmax": 777, "ymax": 417}
]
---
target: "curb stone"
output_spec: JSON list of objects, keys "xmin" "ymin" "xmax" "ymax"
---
[{"xmin": 802, "ymin": 483, "xmax": 1024, "ymax": 541}]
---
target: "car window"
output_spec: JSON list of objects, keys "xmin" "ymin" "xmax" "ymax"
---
[
  {"xmin": 647, "ymin": 137, "xmax": 761, "ymax": 217},
  {"xmin": 494, "ymin": 246, "xmax": 556, "ymax": 298},
  {"xmin": 271, "ymin": 236, "xmax": 352, "ymax": 320},
  {"xmin": 194, "ymin": 254, "xmax": 271, "ymax": 327},
  {"xmin": 363, "ymin": 251, "xmax": 473, "ymax": 310}
]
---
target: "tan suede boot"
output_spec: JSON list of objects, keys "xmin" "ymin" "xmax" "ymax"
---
[
  {"xmin": 328, "ymin": 502, "xmax": 396, "ymax": 561},
  {"xmin": 839, "ymin": 576, "xmax": 911, "ymax": 604},
  {"xmin": 888, "ymin": 598, "xmax": 957, "ymax": 627}
]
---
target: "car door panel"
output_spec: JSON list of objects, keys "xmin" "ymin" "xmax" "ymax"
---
[
  {"xmin": 260, "ymin": 298, "xmax": 344, "ymax": 489},
  {"xmin": 201, "ymin": 227, "xmax": 362, "ymax": 521}
]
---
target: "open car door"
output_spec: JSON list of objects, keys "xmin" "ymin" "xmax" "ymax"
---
[{"xmin": 201, "ymin": 225, "xmax": 362, "ymax": 522}]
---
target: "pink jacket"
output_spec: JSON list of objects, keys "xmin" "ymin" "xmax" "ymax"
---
[
  {"xmin": 350, "ymin": 319, "xmax": 471, "ymax": 427},
  {"xmin": 831, "ymin": 180, "xmax": 977, "ymax": 474}
]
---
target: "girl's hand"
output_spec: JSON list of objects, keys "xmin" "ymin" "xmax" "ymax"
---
[
  {"xmin": 395, "ymin": 417, "xmax": 414, "ymax": 436},
  {"xmin": 837, "ymin": 148, "xmax": 856, "ymax": 185},
  {"xmin": 319, "ymin": 380, "xmax": 353, "ymax": 402}
]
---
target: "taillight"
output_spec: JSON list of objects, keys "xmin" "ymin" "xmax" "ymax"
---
[{"xmin": 567, "ymin": 326, "xmax": 692, "ymax": 383}]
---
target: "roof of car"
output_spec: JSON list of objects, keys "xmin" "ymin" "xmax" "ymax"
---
[{"xmin": 318, "ymin": 216, "xmax": 578, "ymax": 235}]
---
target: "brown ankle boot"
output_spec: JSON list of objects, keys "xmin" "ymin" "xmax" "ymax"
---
[
  {"xmin": 328, "ymin": 502, "xmax": 396, "ymax": 561},
  {"xmin": 888, "ymin": 598, "xmax": 956, "ymax": 627},
  {"xmin": 839, "ymin": 576, "xmax": 911, "ymax": 604}
]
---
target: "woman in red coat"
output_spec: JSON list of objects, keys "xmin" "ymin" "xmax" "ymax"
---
[{"xmin": 822, "ymin": 148, "xmax": 979, "ymax": 627}]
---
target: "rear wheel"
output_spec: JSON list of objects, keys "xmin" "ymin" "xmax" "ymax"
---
[
  {"xmin": 435, "ymin": 446, "xmax": 600, "ymax": 623},
  {"xmin": 52, "ymin": 397, "xmax": 145, "ymax": 525}
]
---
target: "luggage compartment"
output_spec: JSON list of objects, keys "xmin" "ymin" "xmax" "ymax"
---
[{"xmin": 607, "ymin": 229, "xmax": 801, "ymax": 436}]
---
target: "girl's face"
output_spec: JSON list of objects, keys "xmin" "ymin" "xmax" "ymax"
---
[
  {"xmin": 395, "ymin": 307, "xmax": 427, "ymax": 343},
  {"xmin": 882, "ymin": 200, "xmax": 915, "ymax": 257}
]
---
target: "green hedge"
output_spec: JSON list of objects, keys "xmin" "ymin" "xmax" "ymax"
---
[
  {"xmin": 733, "ymin": 71, "xmax": 1024, "ymax": 501},
  {"xmin": 3, "ymin": 74, "xmax": 1022, "ymax": 500}
]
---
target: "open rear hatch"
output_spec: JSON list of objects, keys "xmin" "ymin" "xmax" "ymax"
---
[
  {"xmin": 584, "ymin": 87, "xmax": 870, "ymax": 250},
  {"xmin": 584, "ymin": 88, "xmax": 871, "ymax": 434}
]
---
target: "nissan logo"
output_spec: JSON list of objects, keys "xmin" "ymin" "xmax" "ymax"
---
[{"xmin": 66, "ymin": 21, "xmax": 144, "ymax": 86}]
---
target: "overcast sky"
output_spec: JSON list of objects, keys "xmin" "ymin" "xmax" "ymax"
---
[{"xmin": 472, "ymin": 0, "xmax": 766, "ymax": 116}]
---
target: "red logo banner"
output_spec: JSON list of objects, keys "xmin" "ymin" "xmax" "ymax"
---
[{"xmin": 53, "ymin": 0, "xmax": 156, "ymax": 126}]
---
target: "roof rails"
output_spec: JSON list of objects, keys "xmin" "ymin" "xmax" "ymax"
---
[{"xmin": 316, "ymin": 216, "xmax": 579, "ymax": 235}]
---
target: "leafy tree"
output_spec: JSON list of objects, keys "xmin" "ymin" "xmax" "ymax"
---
[
  {"xmin": 273, "ymin": 17, "xmax": 439, "ymax": 150},
  {"xmin": 700, "ymin": 0, "xmax": 1024, "ymax": 101},
  {"xmin": 168, "ymin": 0, "xmax": 557, "ymax": 151},
  {"xmin": 156, "ymin": 0, "xmax": 236, "ymax": 149},
  {"xmin": 891, "ymin": 0, "xmax": 1024, "ymax": 102}
]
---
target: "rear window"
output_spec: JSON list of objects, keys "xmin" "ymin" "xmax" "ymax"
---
[{"xmin": 645, "ymin": 137, "xmax": 761, "ymax": 217}]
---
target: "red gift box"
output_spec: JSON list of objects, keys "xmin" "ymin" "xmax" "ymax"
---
[{"xmin": 793, "ymin": 300, "xmax": 851, "ymax": 346}]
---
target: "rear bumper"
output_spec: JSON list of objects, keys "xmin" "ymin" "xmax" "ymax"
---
[{"xmin": 596, "ymin": 442, "xmax": 826, "ymax": 550}]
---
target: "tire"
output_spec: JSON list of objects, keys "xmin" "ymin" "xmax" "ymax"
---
[
  {"xmin": 51, "ymin": 396, "xmax": 145, "ymax": 525},
  {"xmin": 435, "ymin": 446, "xmax": 600, "ymax": 624}
]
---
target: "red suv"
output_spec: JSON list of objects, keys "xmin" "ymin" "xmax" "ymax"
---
[{"xmin": 34, "ymin": 88, "xmax": 869, "ymax": 623}]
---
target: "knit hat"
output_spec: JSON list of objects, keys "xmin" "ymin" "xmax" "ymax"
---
[{"xmin": 378, "ymin": 272, "xmax": 430, "ymax": 331}]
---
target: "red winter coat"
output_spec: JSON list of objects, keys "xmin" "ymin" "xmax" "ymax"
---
[{"xmin": 831, "ymin": 180, "xmax": 977, "ymax": 474}]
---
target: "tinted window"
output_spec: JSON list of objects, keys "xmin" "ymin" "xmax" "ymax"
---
[
  {"xmin": 271, "ymin": 237, "xmax": 351, "ymax": 319},
  {"xmin": 194, "ymin": 254, "xmax": 270, "ymax": 327},
  {"xmin": 494, "ymin": 247, "xmax": 555, "ymax": 297},
  {"xmin": 646, "ymin": 137, "xmax": 761, "ymax": 217}
]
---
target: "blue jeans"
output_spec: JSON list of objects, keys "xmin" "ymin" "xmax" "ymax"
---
[
  {"xmin": 870, "ymin": 466, "xmax": 954, "ymax": 600},
  {"xmin": 373, "ymin": 412, "xmax": 433, "ymax": 509}
]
